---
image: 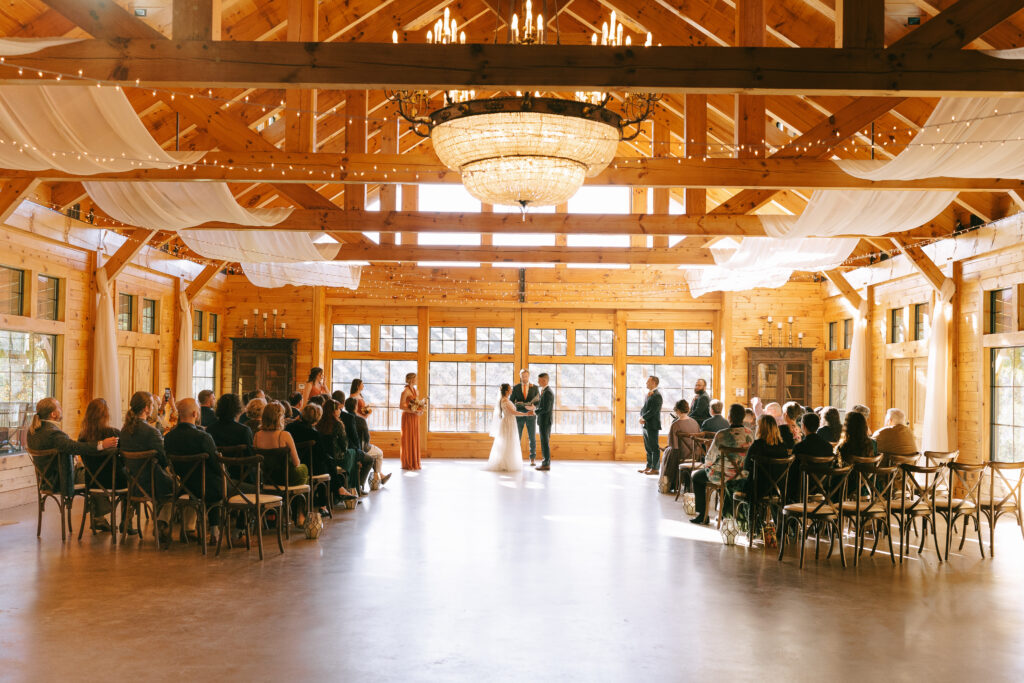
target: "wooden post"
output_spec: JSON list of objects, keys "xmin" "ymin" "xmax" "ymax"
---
[
  {"xmin": 735, "ymin": 0, "xmax": 765, "ymax": 160},
  {"xmin": 400, "ymin": 184, "xmax": 418, "ymax": 247},
  {"xmin": 684, "ymin": 94, "xmax": 707, "ymax": 215},
  {"xmin": 172, "ymin": 0, "xmax": 221, "ymax": 40},
  {"xmin": 836, "ymin": 0, "xmax": 884, "ymax": 48},
  {"xmin": 613, "ymin": 310, "xmax": 627, "ymax": 459},
  {"xmin": 652, "ymin": 116, "xmax": 671, "ymax": 248},
  {"xmin": 345, "ymin": 90, "xmax": 368, "ymax": 211},
  {"xmin": 379, "ymin": 111, "xmax": 399, "ymax": 246},
  {"xmin": 719, "ymin": 292, "xmax": 733, "ymax": 401},
  {"xmin": 311, "ymin": 286, "xmax": 327, "ymax": 371},
  {"xmin": 417, "ymin": 306, "xmax": 430, "ymax": 455},
  {"xmin": 629, "ymin": 188, "xmax": 648, "ymax": 256},
  {"xmin": 284, "ymin": 0, "xmax": 317, "ymax": 155}
]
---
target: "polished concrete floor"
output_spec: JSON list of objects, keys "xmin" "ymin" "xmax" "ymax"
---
[{"xmin": 1, "ymin": 459, "xmax": 1023, "ymax": 682}]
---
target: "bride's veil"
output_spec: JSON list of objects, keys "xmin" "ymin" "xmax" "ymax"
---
[{"xmin": 489, "ymin": 398, "xmax": 503, "ymax": 438}]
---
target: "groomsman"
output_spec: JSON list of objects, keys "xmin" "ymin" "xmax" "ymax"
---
[
  {"xmin": 639, "ymin": 375, "xmax": 663, "ymax": 475},
  {"xmin": 510, "ymin": 369, "xmax": 540, "ymax": 465},
  {"xmin": 535, "ymin": 372, "xmax": 554, "ymax": 471}
]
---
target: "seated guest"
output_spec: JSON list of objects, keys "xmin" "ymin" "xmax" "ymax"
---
[
  {"xmin": 835, "ymin": 410, "xmax": 876, "ymax": 466},
  {"xmin": 817, "ymin": 406, "xmax": 842, "ymax": 443},
  {"xmin": 782, "ymin": 401, "xmax": 805, "ymax": 445},
  {"xmin": 197, "ymin": 389, "xmax": 217, "ymax": 429},
  {"xmin": 345, "ymin": 397, "xmax": 391, "ymax": 487},
  {"xmin": 308, "ymin": 394, "xmax": 326, "ymax": 407},
  {"xmin": 287, "ymin": 392, "xmax": 303, "ymax": 420},
  {"xmin": 657, "ymin": 399, "xmax": 700, "ymax": 494},
  {"xmin": 285, "ymin": 403, "xmax": 355, "ymax": 506},
  {"xmin": 334, "ymin": 393, "xmax": 374, "ymax": 494},
  {"xmin": 763, "ymin": 402, "xmax": 794, "ymax": 449},
  {"xmin": 77, "ymin": 398, "xmax": 124, "ymax": 531},
  {"xmin": 689, "ymin": 403, "xmax": 753, "ymax": 525},
  {"xmin": 743, "ymin": 408, "xmax": 756, "ymax": 432},
  {"xmin": 119, "ymin": 391, "xmax": 179, "ymax": 544},
  {"xmin": 243, "ymin": 397, "xmax": 266, "ymax": 434},
  {"xmin": 701, "ymin": 400, "xmax": 729, "ymax": 433},
  {"xmin": 331, "ymin": 390, "xmax": 346, "ymax": 405},
  {"xmin": 741, "ymin": 415, "xmax": 789, "ymax": 500},
  {"xmin": 207, "ymin": 393, "xmax": 253, "ymax": 451},
  {"xmin": 314, "ymin": 398, "xmax": 358, "ymax": 501},
  {"xmin": 148, "ymin": 392, "xmax": 173, "ymax": 434},
  {"xmin": 27, "ymin": 397, "xmax": 119, "ymax": 502},
  {"xmin": 254, "ymin": 403, "xmax": 309, "ymax": 526},
  {"xmin": 164, "ymin": 398, "xmax": 222, "ymax": 541},
  {"xmin": 873, "ymin": 408, "xmax": 918, "ymax": 457},
  {"xmin": 791, "ymin": 412, "xmax": 835, "ymax": 500},
  {"xmin": 851, "ymin": 403, "xmax": 871, "ymax": 431}
]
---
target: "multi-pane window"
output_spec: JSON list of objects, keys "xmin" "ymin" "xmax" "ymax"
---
[
  {"xmin": 890, "ymin": 308, "xmax": 906, "ymax": 343},
  {"xmin": 331, "ymin": 358, "xmax": 417, "ymax": 431},
  {"xmin": 192, "ymin": 350, "xmax": 216, "ymax": 395},
  {"xmin": 673, "ymin": 329, "xmax": 712, "ymax": 357},
  {"xmin": 36, "ymin": 275, "xmax": 59, "ymax": 321},
  {"xmin": 117, "ymin": 293, "xmax": 133, "ymax": 331},
  {"xmin": 626, "ymin": 329, "xmax": 666, "ymax": 356},
  {"xmin": 429, "ymin": 326, "xmax": 468, "ymax": 354},
  {"xmin": 380, "ymin": 325, "xmax": 418, "ymax": 353},
  {"xmin": 829, "ymin": 359, "xmax": 850, "ymax": 411},
  {"xmin": 625, "ymin": 363, "xmax": 712, "ymax": 435},
  {"xmin": 528, "ymin": 328, "xmax": 567, "ymax": 356},
  {"xmin": 428, "ymin": 361, "xmax": 513, "ymax": 432},
  {"xmin": 843, "ymin": 318, "xmax": 853, "ymax": 349},
  {"xmin": 192, "ymin": 310, "xmax": 204, "ymax": 342},
  {"xmin": 476, "ymin": 327, "xmax": 514, "ymax": 355},
  {"xmin": 206, "ymin": 313, "xmax": 218, "ymax": 343},
  {"xmin": 914, "ymin": 303, "xmax": 930, "ymax": 341},
  {"xmin": 575, "ymin": 329, "xmax": 613, "ymax": 356},
  {"xmin": 0, "ymin": 331, "xmax": 57, "ymax": 453},
  {"xmin": 990, "ymin": 288, "xmax": 1014, "ymax": 334},
  {"xmin": 527, "ymin": 363, "xmax": 612, "ymax": 434},
  {"xmin": 141, "ymin": 298, "xmax": 156, "ymax": 334},
  {"xmin": 991, "ymin": 346, "xmax": 1024, "ymax": 462},
  {"xmin": 0, "ymin": 267, "xmax": 23, "ymax": 317},
  {"xmin": 333, "ymin": 324, "xmax": 372, "ymax": 352},
  {"xmin": 828, "ymin": 321, "xmax": 838, "ymax": 351}
]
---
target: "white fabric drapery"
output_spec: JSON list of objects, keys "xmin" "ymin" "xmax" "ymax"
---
[
  {"xmin": 180, "ymin": 230, "xmax": 340, "ymax": 263},
  {"xmin": 0, "ymin": 38, "xmax": 82, "ymax": 56},
  {"xmin": 922, "ymin": 279, "xmax": 956, "ymax": 452},
  {"xmin": 93, "ymin": 269, "xmax": 122, "ymax": 427},
  {"xmin": 845, "ymin": 300, "xmax": 870, "ymax": 414},
  {"xmin": 241, "ymin": 261, "xmax": 361, "ymax": 289},
  {"xmin": 175, "ymin": 293, "xmax": 193, "ymax": 401},
  {"xmin": 0, "ymin": 86, "xmax": 201, "ymax": 174}
]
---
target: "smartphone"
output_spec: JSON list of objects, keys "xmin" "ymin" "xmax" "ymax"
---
[{"xmin": 163, "ymin": 387, "xmax": 172, "ymax": 402}]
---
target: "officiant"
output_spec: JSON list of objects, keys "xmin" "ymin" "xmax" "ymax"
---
[{"xmin": 510, "ymin": 369, "xmax": 541, "ymax": 466}]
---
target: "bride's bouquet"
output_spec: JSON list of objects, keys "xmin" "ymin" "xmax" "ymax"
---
[{"xmin": 411, "ymin": 397, "xmax": 429, "ymax": 414}]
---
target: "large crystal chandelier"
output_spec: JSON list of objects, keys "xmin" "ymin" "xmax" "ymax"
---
[{"xmin": 388, "ymin": 4, "xmax": 658, "ymax": 210}]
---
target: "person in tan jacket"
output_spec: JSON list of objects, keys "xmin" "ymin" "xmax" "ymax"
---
[{"xmin": 873, "ymin": 408, "xmax": 918, "ymax": 456}]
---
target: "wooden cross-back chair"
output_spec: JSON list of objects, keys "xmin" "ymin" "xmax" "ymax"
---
[
  {"xmin": 216, "ymin": 452, "xmax": 283, "ymax": 560},
  {"xmin": 28, "ymin": 448, "xmax": 73, "ymax": 542},
  {"xmin": 78, "ymin": 447, "xmax": 127, "ymax": 544},
  {"xmin": 778, "ymin": 457, "xmax": 852, "ymax": 569}
]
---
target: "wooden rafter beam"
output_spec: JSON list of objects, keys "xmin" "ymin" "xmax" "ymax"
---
[
  {"xmin": 184, "ymin": 261, "xmax": 226, "ymax": 302},
  {"xmin": 39, "ymin": 0, "xmax": 165, "ymax": 40},
  {"xmin": 99, "ymin": 228, "xmax": 157, "ymax": 280},
  {"xmin": 823, "ymin": 269, "xmax": 864, "ymax": 311},
  {"xmin": 9, "ymin": 40, "xmax": 1024, "ymax": 95},
  {"xmin": 891, "ymin": 236, "xmax": 949, "ymax": 292},
  {"xmin": 0, "ymin": 177, "xmax": 41, "ymax": 224},
  {"xmin": 331, "ymin": 244, "xmax": 715, "ymax": 266}
]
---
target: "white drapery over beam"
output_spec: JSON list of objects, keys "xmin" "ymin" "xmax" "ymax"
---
[{"xmin": 93, "ymin": 269, "xmax": 121, "ymax": 427}]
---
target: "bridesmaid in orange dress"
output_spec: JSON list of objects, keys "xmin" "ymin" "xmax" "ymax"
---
[{"xmin": 400, "ymin": 372, "xmax": 422, "ymax": 470}]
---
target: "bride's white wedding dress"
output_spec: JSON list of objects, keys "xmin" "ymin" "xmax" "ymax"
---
[{"xmin": 484, "ymin": 397, "xmax": 523, "ymax": 473}]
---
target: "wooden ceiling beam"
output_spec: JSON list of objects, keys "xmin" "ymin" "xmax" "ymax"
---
[
  {"xmin": 823, "ymin": 269, "xmax": 864, "ymax": 310},
  {"xmin": 11, "ymin": 40, "xmax": 1024, "ymax": 95},
  {"xmin": 184, "ymin": 261, "xmax": 226, "ymax": 302},
  {"xmin": 890, "ymin": 236, "xmax": 949, "ymax": 292},
  {"xmin": 173, "ymin": 0, "xmax": 222, "ymax": 41},
  {"xmin": 836, "ymin": 0, "xmax": 885, "ymax": 48},
  {"xmin": 330, "ymin": 244, "xmax": 716, "ymax": 266},
  {"xmin": 39, "ymin": 0, "xmax": 165, "ymax": 40},
  {"xmin": 0, "ymin": 178, "xmax": 41, "ymax": 224},
  {"xmin": 99, "ymin": 228, "xmax": 158, "ymax": 281}
]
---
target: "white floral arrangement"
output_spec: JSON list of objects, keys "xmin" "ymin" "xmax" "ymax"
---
[{"xmin": 412, "ymin": 397, "xmax": 429, "ymax": 413}]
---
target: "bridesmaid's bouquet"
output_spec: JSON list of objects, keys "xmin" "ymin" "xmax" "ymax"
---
[
  {"xmin": 363, "ymin": 406, "xmax": 374, "ymax": 416},
  {"xmin": 412, "ymin": 397, "xmax": 429, "ymax": 414}
]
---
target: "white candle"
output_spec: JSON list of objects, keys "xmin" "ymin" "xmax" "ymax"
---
[
  {"xmin": 788, "ymin": 316, "xmax": 794, "ymax": 323},
  {"xmin": 282, "ymin": 323, "xmax": 287, "ymax": 330},
  {"xmin": 243, "ymin": 319, "xmax": 248, "ymax": 326},
  {"xmin": 767, "ymin": 316, "xmax": 772, "ymax": 323},
  {"xmin": 263, "ymin": 312, "xmax": 268, "ymax": 319},
  {"xmin": 252, "ymin": 308, "xmax": 258, "ymax": 315},
  {"xmin": 758, "ymin": 328, "xmax": 763, "ymax": 335},
  {"xmin": 798, "ymin": 332, "xmax": 804, "ymax": 339},
  {"xmin": 777, "ymin": 322, "xmax": 782, "ymax": 329},
  {"xmin": 272, "ymin": 309, "xmax": 278, "ymax": 315}
]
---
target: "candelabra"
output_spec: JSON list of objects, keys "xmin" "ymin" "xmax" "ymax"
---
[{"xmin": 242, "ymin": 319, "xmax": 249, "ymax": 338}]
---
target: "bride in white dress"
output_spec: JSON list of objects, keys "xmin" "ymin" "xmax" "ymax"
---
[{"xmin": 484, "ymin": 383, "xmax": 533, "ymax": 472}]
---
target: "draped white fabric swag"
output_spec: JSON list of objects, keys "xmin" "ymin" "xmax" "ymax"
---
[
  {"xmin": 93, "ymin": 269, "xmax": 122, "ymax": 427},
  {"xmin": 175, "ymin": 293, "xmax": 193, "ymax": 401},
  {"xmin": 0, "ymin": 37, "xmax": 82, "ymax": 56},
  {"xmin": 241, "ymin": 261, "xmax": 361, "ymax": 289},
  {"xmin": 0, "ymin": 85, "xmax": 201, "ymax": 174}
]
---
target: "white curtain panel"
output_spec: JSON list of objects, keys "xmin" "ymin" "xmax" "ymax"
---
[
  {"xmin": 0, "ymin": 85, "xmax": 201, "ymax": 174},
  {"xmin": 241, "ymin": 261, "xmax": 361, "ymax": 289},
  {"xmin": 922, "ymin": 279, "xmax": 956, "ymax": 452},
  {"xmin": 93, "ymin": 269, "xmax": 122, "ymax": 427},
  {"xmin": 845, "ymin": 300, "xmax": 870, "ymax": 414},
  {"xmin": 175, "ymin": 292, "xmax": 193, "ymax": 401},
  {"xmin": 0, "ymin": 38, "xmax": 82, "ymax": 55}
]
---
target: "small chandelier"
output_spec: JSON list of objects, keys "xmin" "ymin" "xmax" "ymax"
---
[{"xmin": 388, "ymin": 5, "xmax": 659, "ymax": 210}]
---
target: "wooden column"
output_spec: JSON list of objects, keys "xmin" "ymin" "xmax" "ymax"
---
[
  {"xmin": 172, "ymin": 0, "xmax": 221, "ymax": 40},
  {"xmin": 379, "ymin": 112, "xmax": 398, "ymax": 246},
  {"xmin": 950, "ymin": 260, "xmax": 962, "ymax": 454},
  {"xmin": 719, "ymin": 292, "xmax": 733, "ymax": 401},
  {"xmin": 735, "ymin": 0, "xmax": 765, "ymax": 160},
  {"xmin": 684, "ymin": 94, "xmax": 707, "ymax": 214},
  {"xmin": 652, "ymin": 116, "xmax": 671, "ymax": 248},
  {"xmin": 400, "ymin": 184, "xmax": 418, "ymax": 246},
  {"xmin": 480, "ymin": 203, "xmax": 493, "ymax": 269},
  {"xmin": 629, "ymin": 188, "xmax": 648, "ymax": 256},
  {"xmin": 284, "ymin": 0, "xmax": 317, "ymax": 154},
  {"xmin": 417, "ymin": 305, "xmax": 429, "ymax": 454},
  {"xmin": 311, "ymin": 286, "xmax": 327, "ymax": 371},
  {"xmin": 345, "ymin": 90, "xmax": 368, "ymax": 211},
  {"xmin": 836, "ymin": 0, "xmax": 884, "ymax": 48},
  {"xmin": 613, "ymin": 310, "xmax": 627, "ymax": 459},
  {"xmin": 554, "ymin": 203, "xmax": 568, "ymax": 272}
]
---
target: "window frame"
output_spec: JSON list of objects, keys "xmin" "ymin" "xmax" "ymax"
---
[
  {"xmin": 191, "ymin": 349, "xmax": 217, "ymax": 395},
  {"xmin": 117, "ymin": 293, "xmax": 134, "ymax": 332},
  {"xmin": 140, "ymin": 297, "xmax": 157, "ymax": 335},
  {"xmin": 527, "ymin": 362, "xmax": 613, "ymax": 435},
  {"xmin": 0, "ymin": 266, "xmax": 24, "ymax": 317},
  {"xmin": 331, "ymin": 358, "xmax": 418, "ymax": 432},
  {"xmin": 672, "ymin": 329, "xmax": 713, "ymax": 358},
  {"xmin": 429, "ymin": 326, "xmax": 469, "ymax": 355},
  {"xmin": 574, "ymin": 328, "xmax": 613, "ymax": 357},
  {"xmin": 475, "ymin": 326, "xmax": 515, "ymax": 355},
  {"xmin": 989, "ymin": 288, "xmax": 1014, "ymax": 335},
  {"xmin": 913, "ymin": 302, "xmax": 930, "ymax": 341},
  {"xmin": 0, "ymin": 330, "xmax": 60, "ymax": 455},
  {"xmin": 828, "ymin": 321, "xmax": 838, "ymax": 351},
  {"xmin": 192, "ymin": 309, "xmax": 204, "ymax": 342},
  {"xmin": 332, "ymin": 323, "xmax": 373, "ymax": 352},
  {"xmin": 528, "ymin": 328, "xmax": 568, "ymax": 357},
  {"xmin": 379, "ymin": 324, "xmax": 418, "ymax": 353},
  {"xmin": 626, "ymin": 328, "xmax": 666, "ymax": 357},
  {"xmin": 35, "ymin": 274, "xmax": 60, "ymax": 322},
  {"xmin": 843, "ymin": 318, "xmax": 853, "ymax": 350},
  {"xmin": 427, "ymin": 360, "xmax": 514, "ymax": 433},
  {"xmin": 890, "ymin": 307, "xmax": 906, "ymax": 344}
]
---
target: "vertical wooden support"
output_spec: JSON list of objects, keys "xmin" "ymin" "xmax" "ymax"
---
[
  {"xmin": 400, "ymin": 184, "xmax": 418, "ymax": 246},
  {"xmin": 284, "ymin": 0, "xmax": 317, "ymax": 154},
  {"xmin": 554, "ymin": 203, "xmax": 568, "ymax": 272},
  {"xmin": 613, "ymin": 310, "xmax": 627, "ymax": 459},
  {"xmin": 836, "ymin": 0, "xmax": 884, "ymax": 48},
  {"xmin": 865, "ymin": 283, "xmax": 877, "ymax": 423},
  {"xmin": 719, "ymin": 292, "xmax": 733, "ymax": 400},
  {"xmin": 629, "ymin": 188, "xmax": 648, "ymax": 254},
  {"xmin": 652, "ymin": 116, "xmax": 671, "ymax": 248},
  {"xmin": 950, "ymin": 260, "xmax": 962, "ymax": 453},
  {"xmin": 480, "ymin": 203, "xmax": 493, "ymax": 269},
  {"xmin": 417, "ymin": 305, "xmax": 429, "ymax": 454},
  {"xmin": 735, "ymin": 0, "xmax": 765, "ymax": 160},
  {"xmin": 379, "ymin": 111, "xmax": 398, "ymax": 246},
  {"xmin": 172, "ymin": 0, "xmax": 221, "ymax": 40},
  {"xmin": 312, "ymin": 286, "xmax": 327, "ymax": 371},
  {"xmin": 684, "ymin": 94, "xmax": 707, "ymax": 214},
  {"xmin": 345, "ymin": 90, "xmax": 368, "ymax": 211}
]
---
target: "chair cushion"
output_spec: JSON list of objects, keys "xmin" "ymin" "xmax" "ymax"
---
[
  {"xmin": 228, "ymin": 494, "xmax": 282, "ymax": 506},
  {"xmin": 262, "ymin": 484, "xmax": 311, "ymax": 493},
  {"xmin": 310, "ymin": 474, "xmax": 331, "ymax": 482},
  {"xmin": 783, "ymin": 502, "xmax": 837, "ymax": 516},
  {"xmin": 841, "ymin": 500, "xmax": 886, "ymax": 515},
  {"xmin": 678, "ymin": 463, "xmax": 700, "ymax": 470},
  {"xmin": 89, "ymin": 487, "xmax": 128, "ymax": 494},
  {"xmin": 891, "ymin": 497, "xmax": 932, "ymax": 511},
  {"xmin": 978, "ymin": 496, "xmax": 1018, "ymax": 510},
  {"xmin": 933, "ymin": 496, "xmax": 976, "ymax": 510}
]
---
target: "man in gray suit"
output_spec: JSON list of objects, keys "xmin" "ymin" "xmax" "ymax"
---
[{"xmin": 535, "ymin": 372, "xmax": 554, "ymax": 471}]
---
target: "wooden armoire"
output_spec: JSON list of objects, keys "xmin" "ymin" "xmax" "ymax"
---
[
  {"xmin": 746, "ymin": 347, "xmax": 814, "ymax": 407},
  {"xmin": 230, "ymin": 337, "xmax": 297, "ymax": 399}
]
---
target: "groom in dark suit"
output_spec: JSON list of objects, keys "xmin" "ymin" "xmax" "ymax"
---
[
  {"xmin": 535, "ymin": 372, "xmax": 554, "ymax": 471},
  {"xmin": 510, "ymin": 368, "xmax": 540, "ymax": 465},
  {"xmin": 640, "ymin": 375, "xmax": 663, "ymax": 475}
]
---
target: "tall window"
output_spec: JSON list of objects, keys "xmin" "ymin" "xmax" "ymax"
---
[
  {"xmin": 626, "ymin": 329, "xmax": 665, "ymax": 356},
  {"xmin": 673, "ymin": 329, "xmax": 712, "ymax": 357},
  {"xmin": 192, "ymin": 310, "xmax": 204, "ymax": 342},
  {"xmin": 843, "ymin": 318, "xmax": 853, "ymax": 349},
  {"xmin": 380, "ymin": 325, "xmax": 418, "ymax": 353},
  {"xmin": 117, "ymin": 293, "xmax": 133, "ymax": 331},
  {"xmin": 36, "ymin": 275, "xmax": 59, "ymax": 321},
  {"xmin": 192, "ymin": 350, "xmax": 216, "ymax": 395},
  {"xmin": 913, "ymin": 303, "xmax": 930, "ymax": 341},
  {"xmin": 206, "ymin": 313, "xmax": 218, "ymax": 343},
  {"xmin": 0, "ymin": 267, "xmax": 23, "ymax": 316},
  {"xmin": 991, "ymin": 347, "xmax": 1024, "ymax": 462},
  {"xmin": 476, "ymin": 327, "xmax": 514, "ymax": 355},
  {"xmin": 428, "ymin": 361, "xmax": 513, "ymax": 432},
  {"xmin": 528, "ymin": 328, "xmax": 567, "ymax": 356},
  {"xmin": 575, "ymin": 329, "xmax": 613, "ymax": 356},
  {"xmin": 331, "ymin": 358, "xmax": 417, "ymax": 431},
  {"xmin": 429, "ymin": 326, "xmax": 468, "ymax": 354},
  {"xmin": 625, "ymin": 363, "xmax": 711, "ymax": 434},
  {"xmin": 990, "ymin": 288, "xmax": 1014, "ymax": 334},
  {"xmin": 141, "ymin": 298, "xmax": 157, "ymax": 334},
  {"xmin": 829, "ymin": 359, "xmax": 850, "ymax": 410},
  {"xmin": 890, "ymin": 308, "xmax": 906, "ymax": 343},
  {"xmin": 828, "ymin": 321, "xmax": 838, "ymax": 351},
  {"xmin": 528, "ymin": 363, "xmax": 612, "ymax": 434},
  {"xmin": 333, "ymin": 324, "xmax": 372, "ymax": 352},
  {"xmin": 0, "ymin": 331, "xmax": 57, "ymax": 453}
]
